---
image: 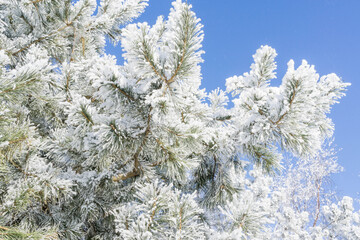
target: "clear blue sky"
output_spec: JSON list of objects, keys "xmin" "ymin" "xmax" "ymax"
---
[{"xmin": 106, "ymin": 0, "xmax": 360, "ymax": 201}]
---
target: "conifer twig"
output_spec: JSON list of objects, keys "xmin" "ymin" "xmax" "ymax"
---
[
  {"xmin": 142, "ymin": 41, "xmax": 167, "ymax": 83},
  {"xmin": 111, "ymin": 84, "xmax": 135, "ymax": 101},
  {"xmin": 313, "ymin": 179, "xmax": 322, "ymax": 227},
  {"xmin": 0, "ymin": 79, "xmax": 38, "ymax": 96},
  {"xmin": 167, "ymin": 20, "xmax": 189, "ymax": 85},
  {"xmin": 12, "ymin": 23, "xmax": 71, "ymax": 56},
  {"xmin": 275, "ymin": 80, "xmax": 299, "ymax": 125},
  {"xmin": 113, "ymin": 107, "xmax": 152, "ymax": 181}
]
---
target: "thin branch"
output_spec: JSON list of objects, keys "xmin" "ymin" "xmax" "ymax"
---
[
  {"xmin": 0, "ymin": 79, "xmax": 38, "ymax": 96},
  {"xmin": 155, "ymin": 138, "xmax": 168, "ymax": 153},
  {"xmin": 111, "ymin": 84, "xmax": 135, "ymax": 101},
  {"xmin": 244, "ymin": 102, "xmax": 275, "ymax": 125},
  {"xmin": 112, "ymin": 167, "xmax": 140, "ymax": 182},
  {"xmin": 167, "ymin": 34, "xmax": 187, "ymax": 85},
  {"xmin": 113, "ymin": 107, "xmax": 152, "ymax": 182},
  {"xmin": 8, "ymin": 137, "xmax": 27, "ymax": 145},
  {"xmin": 275, "ymin": 80, "xmax": 299, "ymax": 125},
  {"xmin": 12, "ymin": 23, "xmax": 71, "ymax": 56},
  {"xmin": 65, "ymin": 73, "xmax": 71, "ymax": 102},
  {"xmin": 181, "ymin": 112, "xmax": 185, "ymax": 123},
  {"xmin": 165, "ymin": 127, "xmax": 183, "ymax": 137},
  {"xmin": 53, "ymin": 56, "xmax": 63, "ymax": 64},
  {"xmin": 81, "ymin": 37, "xmax": 85, "ymax": 56},
  {"xmin": 0, "ymin": 226, "xmax": 10, "ymax": 231},
  {"xmin": 178, "ymin": 206, "xmax": 183, "ymax": 239},
  {"xmin": 313, "ymin": 178, "xmax": 322, "ymax": 227},
  {"xmin": 31, "ymin": 0, "xmax": 46, "ymax": 4},
  {"xmin": 80, "ymin": 109, "xmax": 94, "ymax": 125},
  {"xmin": 8, "ymin": 156, "xmax": 37, "ymax": 178},
  {"xmin": 150, "ymin": 198, "xmax": 157, "ymax": 222},
  {"xmin": 142, "ymin": 41, "xmax": 167, "ymax": 83},
  {"xmin": 212, "ymin": 155, "xmax": 217, "ymax": 185},
  {"xmin": 167, "ymin": 10, "xmax": 192, "ymax": 85},
  {"xmin": 69, "ymin": 26, "xmax": 77, "ymax": 62},
  {"xmin": 110, "ymin": 123, "xmax": 120, "ymax": 136}
]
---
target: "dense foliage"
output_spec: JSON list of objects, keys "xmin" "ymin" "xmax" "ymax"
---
[{"xmin": 0, "ymin": 0, "xmax": 357, "ymax": 239}]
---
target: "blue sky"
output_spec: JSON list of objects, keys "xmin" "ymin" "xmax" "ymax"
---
[{"xmin": 106, "ymin": 0, "xmax": 360, "ymax": 200}]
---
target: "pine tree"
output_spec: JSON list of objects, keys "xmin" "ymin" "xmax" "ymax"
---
[{"xmin": 0, "ymin": 0, "xmax": 357, "ymax": 239}]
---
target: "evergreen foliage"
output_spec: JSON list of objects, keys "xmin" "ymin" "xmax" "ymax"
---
[{"xmin": 0, "ymin": 0, "xmax": 357, "ymax": 239}]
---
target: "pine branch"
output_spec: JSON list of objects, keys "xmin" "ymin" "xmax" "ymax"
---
[
  {"xmin": 142, "ymin": 40, "xmax": 167, "ymax": 83},
  {"xmin": 244, "ymin": 102, "xmax": 275, "ymax": 125},
  {"xmin": 313, "ymin": 178, "xmax": 322, "ymax": 227},
  {"xmin": 12, "ymin": 1, "xmax": 90, "ymax": 57},
  {"xmin": 112, "ymin": 107, "xmax": 152, "ymax": 182},
  {"xmin": 155, "ymin": 138, "xmax": 169, "ymax": 154},
  {"xmin": 110, "ymin": 123, "xmax": 120, "ymax": 137},
  {"xmin": 178, "ymin": 206, "xmax": 183, "ymax": 239},
  {"xmin": 12, "ymin": 23, "xmax": 71, "ymax": 56},
  {"xmin": 275, "ymin": 79, "xmax": 300, "ymax": 125},
  {"xmin": 0, "ymin": 226, "xmax": 10, "ymax": 231},
  {"xmin": 111, "ymin": 84, "xmax": 135, "ymax": 101},
  {"xmin": 212, "ymin": 155, "xmax": 217, "ymax": 186},
  {"xmin": 167, "ymin": 7, "xmax": 196, "ymax": 86},
  {"xmin": 65, "ymin": 73, "xmax": 71, "ymax": 102},
  {"xmin": 149, "ymin": 197, "xmax": 158, "ymax": 225},
  {"xmin": 112, "ymin": 166, "xmax": 140, "ymax": 181},
  {"xmin": 31, "ymin": 0, "xmax": 46, "ymax": 4},
  {"xmin": 81, "ymin": 37, "xmax": 85, "ymax": 56},
  {"xmin": 7, "ymin": 153, "xmax": 38, "ymax": 178},
  {"xmin": 8, "ymin": 137, "xmax": 27, "ymax": 145},
  {"xmin": 0, "ymin": 78, "xmax": 38, "ymax": 96},
  {"xmin": 69, "ymin": 26, "xmax": 77, "ymax": 62},
  {"xmin": 0, "ymin": 225, "xmax": 59, "ymax": 240},
  {"xmin": 167, "ymin": 28, "xmax": 188, "ymax": 85},
  {"xmin": 80, "ymin": 106, "xmax": 94, "ymax": 125}
]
